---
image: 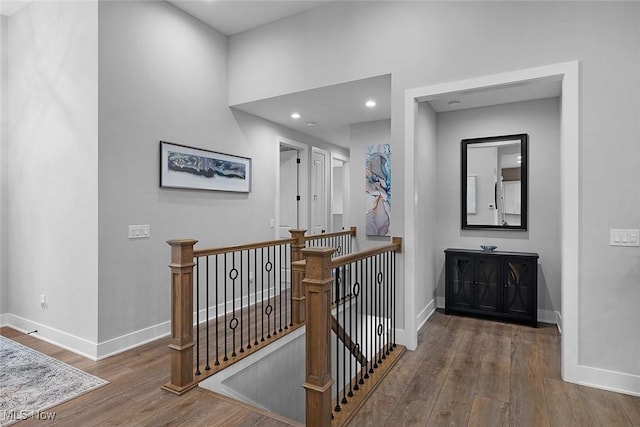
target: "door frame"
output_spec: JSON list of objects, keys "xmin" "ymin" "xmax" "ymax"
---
[
  {"xmin": 275, "ymin": 136, "xmax": 308, "ymax": 239},
  {"xmin": 404, "ymin": 61, "xmax": 580, "ymax": 382},
  {"xmin": 311, "ymin": 146, "xmax": 330, "ymax": 235},
  {"xmin": 330, "ymin": 152, "xmax": 350, "ymax": 232}
]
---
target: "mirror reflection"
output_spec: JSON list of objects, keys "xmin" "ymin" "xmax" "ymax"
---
[{"xmin": 461, "ymin": 134, "xmax": 528, "ymax": 230}]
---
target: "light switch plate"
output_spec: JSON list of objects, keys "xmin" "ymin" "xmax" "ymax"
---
[
  {"xmin": 129, "ymin": 225, "xmax": 150, "ymax": 239},
  {"xmin": 610, "ymin": 229, "xmax": 640, "ymax": 246}
]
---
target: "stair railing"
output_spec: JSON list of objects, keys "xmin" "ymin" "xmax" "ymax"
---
[
  {"xmin": 296, "ymin": 237, "xmax": 403, "ymax": 426},
  {"xmin": 163, "ymin": 228, "xmax": 357, "ymax": 395}
]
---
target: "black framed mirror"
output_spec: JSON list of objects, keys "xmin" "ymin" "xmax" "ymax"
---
[{"xmin": 461, "ymin": 133, "xmax": 528, "ymax": 230}]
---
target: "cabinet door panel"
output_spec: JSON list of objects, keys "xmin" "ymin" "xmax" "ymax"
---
[
  {"xmin": 449, "ymin": 255, "xmax": 474, "ymax": 310},
  {"xmin": 503, "ymin": 259, "xmax": 534, "ymax": 317},
  {"xmin": 474, "ymin": 257, "xmax": 500, "ymax": 312}
]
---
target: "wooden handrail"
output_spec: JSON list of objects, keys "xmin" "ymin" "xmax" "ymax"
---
[
  {"xmin": 331, "ymin": 237, "xmax": 401, "ymax": 269},
  {"xmin": 304, "ymin": 226, "xmax": 356, "ymax": 242},
  {"xmin": 193, "ymin": 237, "xmax": 296, "ymax": 257}
]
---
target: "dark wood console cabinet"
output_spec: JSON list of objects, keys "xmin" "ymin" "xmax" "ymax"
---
[{"xmin": 444, "ymin": 248, "xmax": 538, "ymax": 327}]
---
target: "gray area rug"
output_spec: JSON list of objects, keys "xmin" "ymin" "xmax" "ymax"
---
[{"xmin": 0, "ymin": 335, "xmax": 108, "ymax": 426}]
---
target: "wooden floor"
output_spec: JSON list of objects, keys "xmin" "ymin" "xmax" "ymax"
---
[
  {"xmin": 347, "ymin": 311, "xmax": 640, "ymax": 426},
  {"xmin": 2, "ymin": 311, "xmax": 640, "ymax": 426}
]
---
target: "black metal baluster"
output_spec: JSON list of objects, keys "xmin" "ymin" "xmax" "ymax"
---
[
  {"xmin": 334, "ymin": 266, "xmax": 341, "ymax": 413},
  {"xmin": 386, "ymin": 251, "xmax": 391, "ymax": 356},
  {"xmin": 354, "ymin": 259, "xmax": 361, "ymax": 390},
  {"xmin": 240, "ymin": 250, "xmax": 245, "ymax": 353},
  {"xmin": 278, "ymin": 244, "xmax": 283, "ymax": 333},
  {"xmin": 231, "ymin": 252, "xmax": 238, "ymax": 357},
  {"xmin": 261, "ymin": 247, "xmax": 265, "ymax": 342},
  {"xmin": 247, "ymin": 249, "xmax": 252, "ymax": 350},
  {"xmin": 358, "ymin": 259, "xmax": 364, "ymax": 386},
  {"xmin": 373, "ymin": 254, "xmax": 379, "ymax": 370},
  {"xmin": 254, "ymin": 248, "xmax": 258, "ymax": 346},
  {"xmin": 287, "ymin": 244, "xmax": 292, "ymax": 328},
  {"xmin": 223, "ymin": 253, "xmax": 229, "ymax": 362},
  {"xmin": 195, "ymin": 258, "xmax": 201, "ymax": 375},
  {"xmin": 347, "ymin": 263, "xmax": 358, "ymax": 397},
  {"xmin": 392, "ymin": 249, "xmax": 397, "ymax": 348},
  {"xmin": 215, "ymin": 255, "xmax": 220, "ymax": 365},
  {"xmin": 341, "ymin": 264, "xmax": 347, "ymax": 406},
  {"xmin": 265, "ymin": 247, "xmax": 272, "ymax": 339},
  {"xmin": 364, "ymin": 256, "xmax": 370, "ymax": 379},
  {"xmin": 205, "ymin": 256, "xmax": 210, "ymax": 371},
  {"xmin": 383, "ymin": 251, "xmax": 389, "ymax": 358}
]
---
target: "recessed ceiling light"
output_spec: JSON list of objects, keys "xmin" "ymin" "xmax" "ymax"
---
[
  {"xmin": 290, "ymin": 112, "xmax": 301, "ymax": 119},
  {"xmin": 448, "ymin": 100, "xmax": 461, "ymax": 106},
  {"xmin": 365, "ymin": 100, "xmax": 377, "ymax": 108},
  {"xmin": 306, "ymin": 121, "xmax": 317, "ymax": 126}
]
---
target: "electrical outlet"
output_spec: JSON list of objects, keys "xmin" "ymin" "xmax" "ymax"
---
[{"xmin": 128, "ymin": 225, "xmax": 150, "ymax": 239}]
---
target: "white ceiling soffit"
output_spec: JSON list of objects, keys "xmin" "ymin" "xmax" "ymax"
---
[
  {"xmin": 231, "ymin": 74, "xmax": 392, "ymax": 148},
  {"xmin": 427, "ymin": 77, "xmax": 563, "ymax": 113},
  {"xmin": 167, "ymin": 0, "xmax": 328, "ymax": 36},
  {"xmin": 0, "ymin": 0, "xmax": 32, "ymax": 16}
]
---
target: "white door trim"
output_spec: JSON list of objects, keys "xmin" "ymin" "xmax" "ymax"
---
[
  {"xmin": 330, "ymin": 152, "xmax": 350, "ymax": 232},
  {"xmin": 403, "ymin": 61, "xmax": 580, "ymax": 382}
]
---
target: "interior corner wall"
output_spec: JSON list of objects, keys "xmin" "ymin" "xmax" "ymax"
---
[
  {"xmin": 435, "ymin": 98, "xmax": 561, "ymax": 320},
  {"xmin": 7, "ymin": 2, "xmax": 99, "ymax": 349},
  {"xmin": 415, "ymin": 101, "xmax": 438, "ymax": 325},
  {"xmin": 0, "ymin": 15, "xmax": 7, "ymax": 317}
]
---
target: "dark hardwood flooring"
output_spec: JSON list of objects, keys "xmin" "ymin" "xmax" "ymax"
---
[{"xmin": 2, "ymin": 311, "xmax": 639, "ymax": 426}]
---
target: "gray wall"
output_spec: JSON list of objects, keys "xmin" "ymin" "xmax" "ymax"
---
[
  {"xmin": 435, "ymin": 98, "xmax": 561, "ymax": 319},
  {"xmin": 228, "ymin": 1, "xmax": 640, "ymax": 381},
  {"xmin": 97, "ymin": 1, "xmax": 347, "ymax": 343}
]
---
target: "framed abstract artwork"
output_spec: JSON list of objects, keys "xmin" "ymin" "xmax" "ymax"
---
[
  {"xmin": 160, "ymin": 141, "xmax": 251, "ymax": 193},
  {"xmin": 365, "ymin": 144, "xmax": 391, "ymax": 236}
]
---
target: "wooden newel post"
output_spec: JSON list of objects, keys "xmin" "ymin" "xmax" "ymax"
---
[
  {"xmin": 163, "ymin": 239, "xmax": 198, "ymax": 395},
  {"xmin": 290, "ymin": 229, "xmax": 308, "ymax": 324},
  {"xmin": 302, "ymin": 247, "xmax": 335, "ymax": 427}
]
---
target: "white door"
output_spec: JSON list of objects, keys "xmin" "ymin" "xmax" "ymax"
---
[
  {"xmin": 311, "ymin": 150, "xmax": 328, "ymax": 235},
  {"xmin": 279, "ymin": 149, "xmax": 299, "ymax": 238}
]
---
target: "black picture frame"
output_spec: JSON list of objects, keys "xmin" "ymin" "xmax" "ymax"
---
[
  {"xmin": 159, "ymin": 141, "xmax": 252, "ymax": 193},
  {"xmin": 461, "ymin": 133, "xmax": 528, "ymax": 231}
]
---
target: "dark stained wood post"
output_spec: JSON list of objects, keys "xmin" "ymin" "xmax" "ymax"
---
[
  {"xmin": 289, "ymin": 229, "xmax": 308, "ymax": 324},
  {"xmin": 163, "ymin": 239, "xmax": 197, "ymax": 395},
  {"xmin": 302, "ymin": 247, "xmax": 335, "ymax": 427}
]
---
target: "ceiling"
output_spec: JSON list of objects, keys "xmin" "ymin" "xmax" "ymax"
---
[
  {"xmin": 232, "ymin": 75, "xmax": 392, "ymax": 148},
  {"xmin": 2, "ymin": 1, "xmax": 563, "ymax": 149},
  {"xmin": 167, "ymin": 0, "xmax": 329, "ymax": 36}
]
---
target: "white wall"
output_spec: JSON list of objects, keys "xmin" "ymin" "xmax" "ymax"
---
[
  {"xmin": 229, "ymin": 1, "xmax": 640, "ymax": 387},
  {"xmin": 435, "ymin": 98, "xmax": 561, "ymax": 320},
  {"xmin": 0, "ymin": 15, "xmax": 7, "ymax": 316},
  {"xmin": 7, "ymin": 2, "xmax": 99, "ymax": 349}
]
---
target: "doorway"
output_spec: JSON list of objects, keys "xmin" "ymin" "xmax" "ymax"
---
[
  {"xmin": 311, "ymin": 147, "xmax": 329, "ymax": 235},
  {"xmin": 404, "ymin": 61, "xmax": 579, "ymax": 382},
  {"xmin": 276, "ymin": 136, "xmax": 308, "ymax": 239},
  {"xmin": 331, "ymin": 153, "xmax": 349, "ymax": 232}
]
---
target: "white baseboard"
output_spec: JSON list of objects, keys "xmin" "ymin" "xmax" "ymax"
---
[
  {"xmin": 96, "ymin": 321, "xmax": 171, "ymax": 360},
  {"xmin": 2, "ymin": 313, "xmax": 99, "ymax": 360},
  {"xmin": 555, "ymin": 311, "xmax": 562, "ymax": 334},
  {"xmin": 579, "ymin": 365, "xmax": 640, "ymax": 397},
  {"xmin": 436, "ymin": 296, "xmax": 445, "ymax": 309},
  {"xmin": 2, "ymin": 286, "xmax": 291, "ymax": 361},
  {"xmin": 417, "ymin": 299, "xmax": 436, "ymax": 332}
]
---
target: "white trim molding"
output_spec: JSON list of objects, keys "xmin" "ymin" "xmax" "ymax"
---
[{"xmin": 579, "ymin": 365, "xmax": 640, "ymax": 397}]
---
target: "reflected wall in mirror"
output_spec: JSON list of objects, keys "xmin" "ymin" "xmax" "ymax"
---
[{"xmin": 461, "ymin": 133, "xmax": 528, "ymax": 230}]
